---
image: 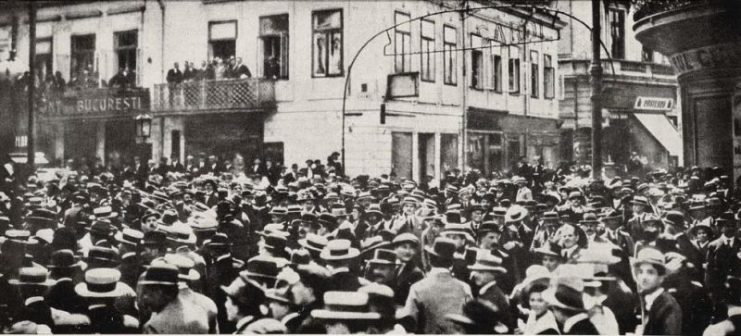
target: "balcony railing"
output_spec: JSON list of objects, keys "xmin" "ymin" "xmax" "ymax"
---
[
  {"xmin": 632, "ymin": 0, "xmax": 727, "ymax": 21},
  {"xmin": 152, "ymin": 78, "xmax": 275, "ymax": 112},
  {"xmin": 559, "ymin": 58, "xmax": 676, "ymax": 79}
]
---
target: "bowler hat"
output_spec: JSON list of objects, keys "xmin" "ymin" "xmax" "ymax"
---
[
  {"xmin": 139, "ymin": 260, "xmax": 179, "ymax": 287},
  {"xmin": 87, "ymin": 220, "xmax": 115, "ymax": 237},
  {"xmin": 424, "ymin": 237, "xmax": 457, "ymax": 262},
  {"xmin": 47, "ymin": 249, "xmax": 81, "ymax": 270}
]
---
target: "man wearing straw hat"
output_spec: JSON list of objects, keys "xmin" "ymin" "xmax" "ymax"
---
[
  {"xmin": 75, "ymin": 268, "xmax": 138, "ymax": 333},
  {"xmin": 632, "ymin": 247, "xmax": 682, "ymax": 335}
]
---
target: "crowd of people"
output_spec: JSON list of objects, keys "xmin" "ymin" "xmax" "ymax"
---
[
  {"xmin": 166, "ymin": 56, "xmax": 253, "ymax": 85},
  {"xmin": 0, "ymin": 152, "xmax": 740, "ymax": 335}
]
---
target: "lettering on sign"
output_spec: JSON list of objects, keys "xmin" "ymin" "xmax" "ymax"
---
[
  {"xmin": 75, "ymin": 96, "xmax": 142, "ymax": 114},
  {"xmin": 670, "ymin": 43, "xmax": 741, "ymax": 75},
  {"xmin": 40, "ymin": 88, "xmax": 150, "ymax": 118},
  {"xmin": 634, "ymin": 97, "xmax": 674, "ymax": 111}
]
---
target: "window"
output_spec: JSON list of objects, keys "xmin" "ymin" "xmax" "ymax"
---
[
  {"xmin": 209, "ymin": 21, "xmax": 237, "ymax": 61},
  {"xmin": 260, "ymin": 14, "xmax": 289, "ymax": 79},
  {"xmin": 609, "ymin": 9, "xmax": 625, "ymax": 59},
  {"xmin": 394, "ymin": 12, "xmax": 412, "ymax": 73},
  {"xmin": 544, "ymin": 54, "xmax": 554, "ymax": 99},
  {"xmin": 641, "ymin": 45, "xmax": 654, "ymax": 63},
  {"xmin": 312, "ymin": 9, "xmax": 343, "ymax": 77},
  {"xmin": 34, "ymin": 38, "xmax": 52, "ymax": 82},
  {"xmin": 530, "ymin": 50, "xmax": 539, "ymax": 98},
  {"xmin": 115, "ymin": 30, "xmax": 137, "ymax": 72},
  {"xmin": 420, "ymin": 19, "xmax": 435, "ymax": 82},
  {"xmin": 443, "ymin": 25, "xmax": 457, "ymax": 85},
  {"xmin": 508, "ymin": 46, "xmax": 520, "ymax": 94},
  {"xmin": 70, "ymin": 34, "xmax": 96, "ymax": 81},
  {"xmin": 489, "ymin": 40, "xmax": 502, "ymax": 92},
  {"xmin": 470, "ymin": 34, "xmax": 483, "ymax": 89}
]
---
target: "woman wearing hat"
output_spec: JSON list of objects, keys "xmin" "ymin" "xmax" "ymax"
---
[
  {"xmin": 392, "ymin": 233, "xmax": 424, "ymax": 305},
  {"xmin": 518, "ymin": 269, "xmax": 559, "ymax": 335}
]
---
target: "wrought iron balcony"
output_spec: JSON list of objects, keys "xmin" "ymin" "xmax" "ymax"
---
[
  {"xmin": 632, "ymin": 0, "xmax": 728, "ymax": 21},
  {"xmin": 152, "ymin": 78, "xmax": 275, "ymax": 113}
]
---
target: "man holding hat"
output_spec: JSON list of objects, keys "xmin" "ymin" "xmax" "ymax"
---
[{"xmin": 402, "ymin": 237, "xmax": 472, "ymax": 334}]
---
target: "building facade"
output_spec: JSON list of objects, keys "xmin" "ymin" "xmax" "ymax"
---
[
  {"xmin": 1, "ymin": 0, "xmax": 564, "ymax": 183},
  {"xmin": 633, "ymin": 0, "xmax": 741, "ymax": 180},
  {"xmin": 556, "ymin": 0, "xmax": 681, "ymax": 173}
]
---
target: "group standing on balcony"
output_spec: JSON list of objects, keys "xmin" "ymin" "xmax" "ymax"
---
[{"xmin": 166, "ymin": 57, "xmax": 253, "ymax": 86}]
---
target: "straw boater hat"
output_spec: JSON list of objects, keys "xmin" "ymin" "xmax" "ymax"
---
[
  {"xmin": 392, "ymin": 232, "xmax": 420, "ymax": 247},
  {"xmin": 164, "ymin": 253, "xmax": 200, "ymax": 282},
  {"xmin": 311, "ymin": 291, "xmax": 381, "ymax": 321},
  {"xmin": 505, "ymin": 205, "xmax": 529, "ymax": 223},
  {"xmin": 240, "ymin": 256, "xmax": 282, "ymax": 287},
  {"xmin": 630, "ymin": 196, "xmax": 650, "ymax": 208},
  {"xmin": 9, "ymin": 266, "xmax": 55, "ymax": 287},
  {"xmin": 115, "ymin": 228, "xmax": 144, "ymax": 247},
  {"xmin": 299, "ymin": 234, "xmax": 329, "ymax": 255},
  {"xmin": 139, "ymin": 260, "xmax": 179, "ymax": 287},
  {"xmin": 366, "ymin": 249, "xmax": 398, "ymax": 266},
  {"xmin": 74, "ymin": 268, "xmax": 128, "ymax": 298},
  {"xmin": 320, "ymin": 239, "xmax": 360, "ymax": 261},
  {"xmin": 468, "ymin": 250, "xmax": 507, "ymax": 273},
  {"xmin": 424, "ymin": 237, "xmax": 457, "ymax": 262}
]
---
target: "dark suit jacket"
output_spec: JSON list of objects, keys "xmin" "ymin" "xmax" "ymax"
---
[
  {"xmin": 330, "ymin": 271, "xmax": 362, "ymax": 291},
  {"xmin": 478, "ymin": 282, "xmax": 513, "ymax": 331},
  {"xmin": 705, "ymin": 237, "xmax": 741, "ymax": 299},
  {"xmin": 564, "ymin": 315, "xmax": 600, "ymax": 335},
  {"xmin": 47, "ymin": 278, "xmax": 87, "ymax": 314},
  {"xmin": 643, "ymin": 291, "xmax": 683, "ymax": 336},
  {"xmin": 394, "ymin": 262, "xmax": 424, "ymax": 305}
]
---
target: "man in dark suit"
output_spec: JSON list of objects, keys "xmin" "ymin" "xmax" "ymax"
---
[
  {"xmin": 402, "ymin": 237, "xmax": 472, "ymax": 334},
  {"xmin": 46, "ymin": 250, "xmax": 86, "ymax": 314},
  {"xmin": 601, "ymin": 209, "xmax": 635, "ymax": 257},
  {"xmin": 634, "ymin": 247, "xmax": 682, "ymax": 335},
  {"xmin": 468, "ymin": 249, "xmax": 513, "ymax": 332},
  {"xmin": 392, "ymin": 233, "xmax": 424, "ymax": 305},
  {"xmin": 166, "ymin": 62, "xmax": 183, "ymax": 85},
  {"xmin": 705, "ymin": 213, "xmax": 741, "ymax": 318},
  {"xmin": 320, "ymin": 239, "xmax": 365, "ymax": 291},
  {"xmin": 542, "ymin": 270, "xmax": 600, "ymax": 335}
]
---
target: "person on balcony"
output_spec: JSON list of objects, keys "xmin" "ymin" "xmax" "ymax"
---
[
  {"xmin": 234, "ymin": 57, "xmax": 252, "ymax": 79},
  {"xmin": 166, "ymin": 62, "xmax": 183, "ymax": 85},
  {"xmin": 183, "ymin": 61, "xmax": 195, "ymax": 82}
]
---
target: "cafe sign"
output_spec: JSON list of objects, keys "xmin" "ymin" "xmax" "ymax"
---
[{"xmin": 41, "ymin": 88, "xmax": 150, "ymax": 118}]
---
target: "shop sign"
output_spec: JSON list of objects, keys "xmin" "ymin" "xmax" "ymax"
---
[
  {"xmin": 670, "ymin": 43, "xmax": 741, "ymax": 76},
  {"xmin": 41, "ymin": 88, "xmax": 150, "ymax": 118},
  {"xmin": 634, "ymin": 97, "xmax": 673, "ymax": 111}
]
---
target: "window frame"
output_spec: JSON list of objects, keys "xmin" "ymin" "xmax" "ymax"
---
[
  {"xmin": 489, "ymin": 39, "xmax": 502, "ymax": 93},
  {"xmin": 259, "ymin": 13, "xmax": 290, "ymax": 79},
  {"xmin": 508, "ymin": 45, "xmax": 520, "ymax": 95},
  {"xmin": 609, "ymin": 9, "xmax": 625, "ymax": 59},
  {"xmin": 394, "ymin": 11, "xmax": 412, "ymax": 74},
  {"xmin": 470, "ymin": 33, "xmax": 484, "ymax": 90},
  {"xmin": 443, "ymin": 24, "xmax": 457, "ymax": 86},
  {"xmin": 34, "ymin": 37, "xmax": 53, "ymax": 81},
  {"xmin": 208, "ymin": 20, "xmax": 238, "ymax": 61},
  {"xmin": 311, "ymin": 8, "xmax": 344, "ymax": 78},
  {"xmin": 419, "ymin": 18, "xmax": 435, "ymax": 83},
  {"xmin": 543, "ymin": 54, "xmax": 555, "ymax": 99},
  {"xmin": 114, "ymin": 29, "xmax": 138, "ymax": 73},
  {"xmin": 70, "ymin": 33, "xmax": 96, "ymax": 80},
  {"xmin": 530, "ymin": 50, "xmax": 539, "ymax": 98}
]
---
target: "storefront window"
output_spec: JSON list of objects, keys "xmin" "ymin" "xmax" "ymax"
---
[
  {"xmin": 467, "ymin": 132, "xmax": 503, "ymax": 174},
  {"xmin": 392, "ymin": 132, "xmax": 413, "ymax": 180},
  {"xmin": 260, "ymin": 14, "xmax": 289, "ymax": 79},
  {"xmin": 441, "ymin": 134, "xmax": 458, "ymax": 176}
]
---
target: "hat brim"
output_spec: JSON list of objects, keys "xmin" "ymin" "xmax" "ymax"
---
[
  {"xmin": 179, "ymin": 269, "xmax": 200, "ymax": 282},
  {"xmin": 541, "ymin": 288, "xmax": 586, "ymax": 312},
  {"xmin": 320, "ymin": 248, "xmax": 360, "ymax": 261},
  {"xmin": 298, "ymin": 240, "xmax": 325, "ymax": 254},
  {"xmin": 8, "ymin": 278, "xmax": 55, "ymax": 287},
  {"xmin": 311, "ymin": 310, "xmax": 381, "ymax": 321},
  {"xmin": 468, "ymin": 264, "xmax": 507, "ymax": 273},
  {"xmin": 74, "ymin": 282, "xmax": 128, "ymax": 298}
]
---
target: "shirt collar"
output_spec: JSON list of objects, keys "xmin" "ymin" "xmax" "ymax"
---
[
  {"xmin": 478, "ymin": 281, "xmax": 497, "ymax": 296},
  {"xmin": 25, "ymin": 296, "xmax": 45, "ymax": 306},
  {"xmin": 644, "ymin": 287, "xmax": 664, "ymax": 311},
  {"xmin": 728, "ymin": 305, "xmax": 741, "ymax": 317},
  {"xmin": 329, "ymin": 266, "xmax": 349, "ymax": 275},
  {"xmin": 429, "ymin": 267, "xmax": 449, "ymax": 276},
  {"xmin": 235, "ymin": 315, "xmax": 255, "ymax": 331},
  {"xmin": 563, "ymin": 312, "xmax": 590, "ymax": 333}
]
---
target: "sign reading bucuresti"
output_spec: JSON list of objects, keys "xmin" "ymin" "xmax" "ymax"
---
[{"xmin": 40, "ymin": 88, "xmax": 150, "ymax": 119}]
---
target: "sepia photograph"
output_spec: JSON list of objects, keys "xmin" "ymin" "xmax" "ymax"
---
[{"xmin": 0, "ymin": 0, "xmax": 738, "ymax": 334}]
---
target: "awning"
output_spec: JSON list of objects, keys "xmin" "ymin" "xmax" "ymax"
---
[{"xmin": 632, "ymin": 113, "xmax": 682, "ymax": 156}]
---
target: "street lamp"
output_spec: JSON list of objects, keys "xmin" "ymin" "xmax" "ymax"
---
[{"xmin": 135, "ymin": 113, "xmax": 152, "ymax": 139}]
